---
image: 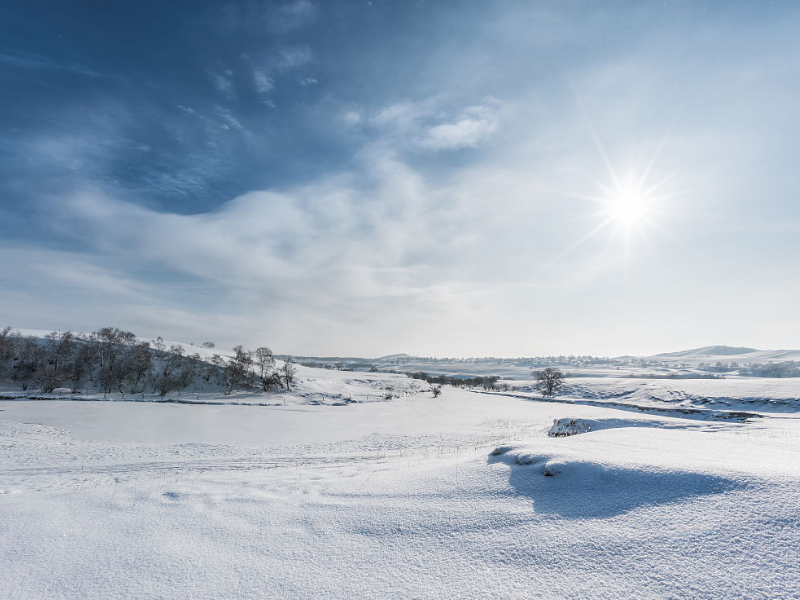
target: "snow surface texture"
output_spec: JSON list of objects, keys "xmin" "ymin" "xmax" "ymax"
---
[
  {"xmin": 2, "ymin": 387, "xmax": 800, "ymax": 599},
  {"xmin": 486, "ymin": 376, "xmax": 800, "ymax": 417}
]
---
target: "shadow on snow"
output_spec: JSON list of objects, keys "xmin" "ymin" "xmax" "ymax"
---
[{"xmin": 489, "ymin": 451, "xmax": 739, "ymax": 519}]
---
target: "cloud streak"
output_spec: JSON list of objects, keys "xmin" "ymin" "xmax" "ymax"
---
[
  {"xmin": 420, "ymin": 104, "xmax": 501, "ymax": 150},
  {"xmin": 368, "ymin": 98, "xmax": 503, "ymax": 152}
]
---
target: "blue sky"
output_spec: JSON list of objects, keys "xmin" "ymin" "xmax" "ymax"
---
[{"xmin": 2, "ymin": 0, "xmax": 799, "ymax": 357}]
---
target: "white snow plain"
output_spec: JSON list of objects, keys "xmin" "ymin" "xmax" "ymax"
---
[{"xmin": 2, "ymin": 385, "xmax": 800, "ymax": 599}]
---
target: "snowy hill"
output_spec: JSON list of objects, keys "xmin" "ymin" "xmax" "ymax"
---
[
  {"xmin": 290, "ymin": 344, "xmax": 800, "ymax": 380},
  {"xmin": 0, "ymin": 328, "xmax": 432, "ymax": 406},
  {"xmin": 655, "ymin": 345, "xmax": 759, "ymax": 357},
  {"xmin": 647, "ymin": 345, "xmax": 800, "ymax": 366}
]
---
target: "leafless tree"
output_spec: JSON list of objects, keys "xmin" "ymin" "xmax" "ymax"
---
[
  {"xmin": 262, "ymin": 370, "xmax": 283, "ymax": 391},
  {"xmin": 15, "ymin": 338, "xmax": 44, "ymax": 390},
  {"xmin": 151, "ymin": 336, "xmax": 167, "ymax": 353},
  {"xmin": 533, "ymin": 367, "xmax": 564, "ymax": 398},
  {"xmin": 224, "ymin": 346, "xmax": 255, "ymax": 392},
  {"xmin": 125, "ymin": 342, "xmax": 152, "ymax": 394},
  {"xmin": 281, "ymin": 358, "xmax": 297, "ymax": 391},
  {"xmin": 254, "ymin": 347, "xmax": 275, "ymax": 380},
  {"xmin": 0, "ymin": 327, "xmax": 19, "ymax": 381},
  {"xmin": 69, "ymin": 343, "xmax": 92, "ymax": 393},
  {"xmin": 93, "ymin": 328, "xmax": 138, "ymax": 394},
  {"xmin": 153, "ymin": 344, "xmax": 195, "ymax": 397}
]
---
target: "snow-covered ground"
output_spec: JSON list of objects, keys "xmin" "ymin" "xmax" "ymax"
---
[
  {"xmin": 498, "ymin": 376, "xmax": 800, "ymax": 414},
  {"xmin": 2, "ymin": 386, "xmax": 800, "ymax": 599}
]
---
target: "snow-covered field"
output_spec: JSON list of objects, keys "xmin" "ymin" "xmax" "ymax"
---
[
  {"xmin": 492, "ymin": 376, "xmax": 800, "ymax": 415},
  {"xmin": 2, "ymin": 384, "xmax": 800, "ymax": 599}
]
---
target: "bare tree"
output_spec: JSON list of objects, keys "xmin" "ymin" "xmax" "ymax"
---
[
  {"xmin": 255, "ymin": 347, "xmax": 282, "ymax": 392},
  {"xmin": 45, "ymin": 331, "xmax": 74, "ymax": 378},
  {"xmin": 0, "ymin": 327, "xmax": 19, "ymax": 381},
  {"xmin": 201, "ymin": 354, "xmax": 225, "ymax": 383},
  {"xmin": 95, "ymin": 328, "xmax": 138, "ymax": 394},
  {"xmin": 15, "ymin": 337, "xmax": 44, "ymax": 391},
  {"xmin": 262, "ymin": 370, "xmax": 283, "ymax": 391},
  {"xmin": 224, "ymin": 346, "xmax": 255, "ymax": 393},
  {"xmin": 533, "ymin": 367, "xmax": 564, "ymax": 398},
  {"xmin": 281, "ymin": 358, "xmax": 297, "ymax": 391},
  {"xmin": 30, "ymin": 331, "xmax": 78, "ymax": 393},
  {"xmin": 69, "ymin": 343, "xmax": 92, "ymax": 393},
  {"xmin": 254, "ymin": 347, "xmax": 275, "ymax": 380},
  {"xmin": 125, "ymin": 342, "xmax": 152, "ymax": 394},
  {"xmin": 153, "ymin": 345, "xmax": 195, "ymax": 397},
  {"xmin": 151, "ymin": 336, "xmax": 167, "ymax": 353}
]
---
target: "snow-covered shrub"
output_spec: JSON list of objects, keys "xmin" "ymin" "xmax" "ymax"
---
[{"xmin": 548, "ymin": 418, "xmax": 592, "ymax": 437}]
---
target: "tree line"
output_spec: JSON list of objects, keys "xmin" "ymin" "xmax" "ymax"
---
[
  {"xmin": 405, "ymin": 368, "xmax": 566, "ymax": 398},
  {"xmin": 0, "ymin": 327, "xmax": 296, "ymax": 396},
  {"xmin": 405, "ymin": 372, "xmax": 505, "ymax": 390}
]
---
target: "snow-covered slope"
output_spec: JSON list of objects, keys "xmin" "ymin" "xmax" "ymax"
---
[
  {"xmin": 648, "ymin": 345, "xmax": 800, "ymax": 365},
  {"xmin": 2, "ymin": 330, "xmax": 432, "ymax": 405},
  {"xmin": 560, "ymin": 377, "xmax": 800, "ymax": 411}
]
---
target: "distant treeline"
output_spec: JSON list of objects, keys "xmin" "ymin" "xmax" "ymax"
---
[
  {"xmin": 404, "ymin": 371, "xmax": 508, "ymax": 390},
  {"xmin": 639, "ymin": 362, "xmax": 800, "ymax": 378},
  {"xmin": 284, "ymin": 354, "xmax": 617, "ymax": 370},
  {"xmin": 740, "ymin": 362, "xmax": 800, "ymax": 378},
  {"xmin": 625, "ymin": 373, "xmax": 724, "ymax": 380},
  {"xmin": 385, "ymin": 356, "xmax": 613, "ymax": 366},
  {"xmin": 0, "ymin": 327, "xmax": 296, "ymax": 396}
]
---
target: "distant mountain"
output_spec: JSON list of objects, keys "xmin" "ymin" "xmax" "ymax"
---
[{"xmin": 656, "ymin": 346, "xmax": 759, "ymax": 358}]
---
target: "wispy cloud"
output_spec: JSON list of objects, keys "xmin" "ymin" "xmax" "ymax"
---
[
  {"xmin": 44, "ymin": 152, "xmax": 524, "ymax": 352},
  {"xmin": 253, "ymin": 70, "xmax": 274, "ymax": 94},
  {"xmin": 0, "ymin": 245, "xmax": 252, "ymax": 343},
  {"xmin": 241, "ymin": 44, "xmax": 314, "ymax": 104},
  {"xmin": 271, "ymin": 0, "xmax": 318, "ymax": 32},
  {"xmin": 214, "ymin": 106, "xmax": 256, "ymax": 144},
  {"xmin": 275, "ymin": 45, "xmax": 313, "ymax": 71},
  {"xmin": 370, "ymin": 98, "xmax": 503, "ymax": 152},
  {"xmin": 340, "ymin": 110, "xmax": 363, "ymax": 126},
  {"xmin": 208, "ymin": 70, "xmax": 236, "ymax": 99},
  {"xmin": 419, "ymin": 104, "xmax": 501, "ymax": 150},
  {"xmin": 221, "ymin": 0, "xmax": 318, "ymax": 34},
  {"xmin": 0, "ymin": 51, "xmax": 102, "ymax": 77}
]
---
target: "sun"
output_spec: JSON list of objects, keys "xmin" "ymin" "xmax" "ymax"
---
[
  {"xmin": 540, "ymin": 106, "xmax": 686, "ymax": 274},
  {"xmin": 604, "ymin": 180, "xmax": 653, "ymax": 230},
  {"xmin": 541, "ymin": 164, "xmax": 680, "ymax": 274}
]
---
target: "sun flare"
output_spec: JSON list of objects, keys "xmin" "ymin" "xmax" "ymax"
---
[
  {"xmin": 606, "ymin": 183, "xmax": 652, "ymax": 229},
  {"xmin": 545, "ymin": 160, "xmax": 681, "ymax": 274}
]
